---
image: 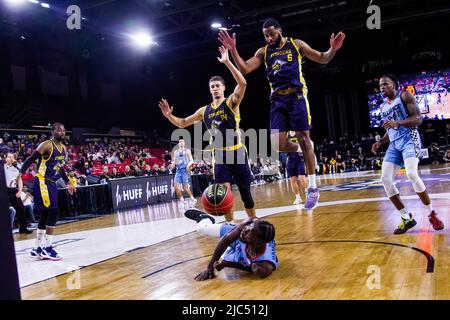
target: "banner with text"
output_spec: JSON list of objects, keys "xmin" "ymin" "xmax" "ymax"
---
[{"xmin": 110, "ymin": 175, "xmax": 176, "ymax": 211}]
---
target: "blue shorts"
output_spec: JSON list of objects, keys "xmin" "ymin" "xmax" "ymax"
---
[
  {"xmin": 33, "ymin": 177, "xmax": 58, "ymax": 211},
  {"xmin": 270, "ymin": 91, "xmax": 311, "ymax": 132},
  {"xmin": 384, "ymin": 136, "xmax": 422, "ymax": 167},
  {"xmin": 174, "ymin": 170, "xmax": 190, "ymax": 185},
  {"xmin": 286, "ymin": 155, "xmax": 305, "ymax": 177},
  {"xmin": 213, "ymin": 147, "xmax": 253, "ymax": 187}
]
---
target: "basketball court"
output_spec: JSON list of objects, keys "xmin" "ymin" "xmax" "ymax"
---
[{"xmin": 16, "ymin": 164, "xmax": 450, "ymax": 300}]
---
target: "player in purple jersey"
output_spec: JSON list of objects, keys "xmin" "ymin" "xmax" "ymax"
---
[
  {"xmin": 219, "ymin": 18, "xmax": 345, "ymax": 210},
  {"xmin": 20, "ymin": 123, "xmax": 76, "ymax": 260}
]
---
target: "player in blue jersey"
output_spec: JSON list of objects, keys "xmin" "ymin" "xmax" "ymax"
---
[
  {"xmin": 20, "ymin": 123, "xmax": 76, "ymax": 260},
  {"xmin": 173, "ymin": 138, "xmax": 197, "ymax": 209},
  {"xmin": 158, "ymin": 46, "xmax": 255, "ymax": 224},
  {"xmin": 219, "ymin": 18, "xmax": 345, "ymax": 210},
  {"xmin": 184, "ymin": 209, "xmax": 277, "ymax": 281},
  {"xmin": 371, "ymin": 74, "xmax": 444, "ymax": 234}
]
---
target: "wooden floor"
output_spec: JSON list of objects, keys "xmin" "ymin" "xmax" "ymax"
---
[{"xmin": 18, "ymin": 165, "xmax": 450, "ymax": 300}]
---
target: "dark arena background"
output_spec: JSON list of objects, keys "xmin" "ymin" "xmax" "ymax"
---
[{"xmin": 1, "ymin": 0, "xmax": 450, "ymax": 312}]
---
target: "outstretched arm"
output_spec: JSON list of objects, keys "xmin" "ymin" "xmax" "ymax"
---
[
  {"xmin": 218, "ymin": 31, "xmax": 264, "ymax": 75},
  {"xmin": 158, "ymin": 99, "xmax": 205, "ymax": 128},
  {"xmin": 217, "ymin": 46, "xmax": 247, "ymax": 108},
  {"xmin": 296, "ymin": 31, "xmax": 345, "ymax": 64}
]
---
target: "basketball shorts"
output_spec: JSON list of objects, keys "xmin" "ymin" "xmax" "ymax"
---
[
  {"xmin": 213, "ymin": 146, "xmax": 253, "ymax": 187},
  {"xmin": 286, "ymin": 156, "xmax": 306, "ymax": 177},
  {"xmin": 270, "ymin": 91, "xmax": 311, "ymax": 132},
  {"xmin": 384, "ymin": 135, "xmax": 422, "ymax": 167},
  {"xmin": 33, "ymin": 177, "xmax": 58, "ymax": 210},
  {"xmin": 174, "ymin": 169, "xmax": 190, "ymax": 185}
]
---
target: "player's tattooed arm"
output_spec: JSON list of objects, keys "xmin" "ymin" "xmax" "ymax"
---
[{"xmin": 399, "ymin": 91, "xmax": 422, "ymax": 128}]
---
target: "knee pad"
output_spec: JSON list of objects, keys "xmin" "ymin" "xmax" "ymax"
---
[
  {"xmin": 405, "ymin": 158, "xmax": 426, "ymax": 193},
  {"xmin": 238, "ymin": 185, "xmax": 254, "ymax": 209},
  {"xmin": 406, "ymin": 170, "xmax": 426, "ymax": 193},
  {"xmin": 381, "ymin": 172, "xmax": 399, "ymax": 197},
  {"xmin": 45, "ymin": 209, "xmax": 59, "ymax": 227}
]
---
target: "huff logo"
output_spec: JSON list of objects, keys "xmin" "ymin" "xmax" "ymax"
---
[{"xmin": 366, "ymin": 0, "xmax": 381, "ymax": 30}]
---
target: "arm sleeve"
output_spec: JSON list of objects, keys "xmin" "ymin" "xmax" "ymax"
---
[{"xmin": 20, "ymin": 151, "xmax": 42, "ymax": 174}]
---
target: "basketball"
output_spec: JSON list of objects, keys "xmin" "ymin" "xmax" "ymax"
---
[{"xmin": 201, "ymin": 183, "xmax": 233, "ymax": 216}]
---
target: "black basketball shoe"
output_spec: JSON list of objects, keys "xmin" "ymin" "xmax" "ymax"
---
[
  {"xmin": 393, "ymin": 213, "xmax": 417, "ymax": 234},
  {"xmin": 184, "ymin": 209, "xmax": 216, "ymax": 224}
]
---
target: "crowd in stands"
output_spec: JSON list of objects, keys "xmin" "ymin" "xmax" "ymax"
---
[
  {"xmin": 368, "ymin": 70, "xmax": 450, "ymax": 127},
  {"xmin": 1, "ymin": 121, "xmax": 450, "ymax": 188}
]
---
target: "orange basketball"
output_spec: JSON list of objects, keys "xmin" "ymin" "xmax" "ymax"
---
[{"xmin": 201, "ymin": 183, "xmax": 233, "ymax": 216}]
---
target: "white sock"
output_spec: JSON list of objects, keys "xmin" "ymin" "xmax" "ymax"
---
[
  {"xmin": 190, "ymin": 196, "xmax": 195, "ymax": 201},
  {"xmin": 398, "ymin": 208, "xmax": 410, "ymax": 220},
  {"xmin": 295, "ymin": 194, "xmax": 301, "ymax": 199},
  {"xmin": 45, "ymin": 234, "xmax": 54, "ymax": 248},
  {"xmin": 35, "ymin": 229, "xmax": 46, "ymax": 248},
  {"xmin": 308, "ymin": 174, "xmax": 317, "ymax": 189},
  {"xmin": 226, "ymin": 220, "xmax": 235, "ymax": 225},
  {"xmin": 297, "ymin": 145, "xmax": 302, "ymax": 153},
  {"xmin": 179, "ymin": 197, "xmax": 184, "ymax": 202},
  {"xmin": 425, "ymin": 204, "xmax": 433, "ymax": 214}
]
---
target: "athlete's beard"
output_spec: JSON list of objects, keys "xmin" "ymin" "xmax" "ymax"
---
[
  {"xmin": 53, "ymin": 135, "xmax": 64, "ymax": 143},
  {"xmin": 270, "ymin": 34, "xmax": 282, "ymax": 48}
]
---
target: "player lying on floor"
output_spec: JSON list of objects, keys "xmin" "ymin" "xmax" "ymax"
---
[{"xmin": 184, "ymin": 209, "xmax": 278, "ymax": 281}]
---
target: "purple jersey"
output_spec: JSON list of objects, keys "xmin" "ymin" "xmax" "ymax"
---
[
  {"xmin": 36, "ymin": 140, "xmax": 66, "ymax": 182},
  {"xmin": 264, "ymin": 38, "xmax": 307, "ymax": 95}
]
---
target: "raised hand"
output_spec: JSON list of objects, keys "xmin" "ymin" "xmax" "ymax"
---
[
  {"xmin": 217, "ymin": 46, "xmax": 230, "ymax": 64},
  {"xmin": 218, "ymin": 30, "xmax": 236, "ymax": 51},
  {"xmin": 158, "ymin": 98, "xmax": 174, "ymax": 118},
  {"xmin": 330, "ymin": 31, "xmax": 346, "ymax": 51}
]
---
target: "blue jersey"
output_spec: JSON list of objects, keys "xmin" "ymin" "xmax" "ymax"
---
[
  {"xmin": 220, "ymin": 224, "xmax": 278, "ymax": 269},
  {"xmin": 202, "ymin": 98, "xmax": 241, "ymax": 149},
  {"xmin": 223, "ymin": 238, "xmax": 278, "ymax": 270},
  {"xmin": 36, "ymin": 139, "xmax": 66, "ymax": 182},
  {"xmin": 264, "ymin": 38, "xmax": 307, "ymax": 95},
  {"xmin": 175, "ymin": 148, "xmax": 189, "ymax": 171},
  {"xmin": 380, "ymin": 92, "xmax": 422, "ymax": 153}
]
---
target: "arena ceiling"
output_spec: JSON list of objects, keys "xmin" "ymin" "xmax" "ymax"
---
[{"xmin": 1, "ymin": 0, "xmax": 449, "ymax": 66}]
